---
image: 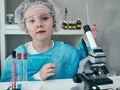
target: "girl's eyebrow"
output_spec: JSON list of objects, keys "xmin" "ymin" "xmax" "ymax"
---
[
  {"xmin": 26, "ymin": 12, "xmax": 51, "ymax": 17},
  {"xmin": 25, "ymin": 14, "xmax": 51, "ymax": 20}
]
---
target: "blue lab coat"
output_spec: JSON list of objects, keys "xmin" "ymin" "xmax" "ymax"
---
[{"xmin": 0, "ymin": 41, "xmax": 87, "ymax": 82}]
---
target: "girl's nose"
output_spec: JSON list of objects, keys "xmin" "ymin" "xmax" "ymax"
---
[{"xmin": 36, "ymin": 22, "xmax": 44, "ymax": 28}]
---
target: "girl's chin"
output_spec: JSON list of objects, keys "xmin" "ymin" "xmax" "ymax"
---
[{"xmin": 35, "ymin": 36, "xmax": 51, "ymax": 41}]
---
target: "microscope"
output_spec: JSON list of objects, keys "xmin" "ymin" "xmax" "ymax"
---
[{"xmin": 73, "ymin": 25, "xmax": 113, "ymax": 90}]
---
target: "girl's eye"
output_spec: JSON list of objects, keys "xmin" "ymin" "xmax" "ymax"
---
[
  {"xmin": 29, "ymin": 19, "xmax": 35, "ymax": 23},
  {"xmin": 26, "ymin": 18, "xmax": 36, "ymax": 23},
  {"xmin": 41, "ymin": 17, "xmax": 49, "ymax": 21}
]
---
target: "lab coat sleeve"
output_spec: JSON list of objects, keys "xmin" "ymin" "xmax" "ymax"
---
[
  {"xmin": 0, "ymin": 55, "xmax": 12, "ymax": 82},
  {"xmin": 57, "ymin": 42, "xmax": 89, "ymax": 78},
  {"xmin": 78, "ymin": 41, "xmax": 90, "ymax": 60}
]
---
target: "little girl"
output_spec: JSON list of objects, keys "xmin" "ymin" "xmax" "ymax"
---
[{"xmin": 0, "ymin": 0, "xmax": 98, "ymax": 81}]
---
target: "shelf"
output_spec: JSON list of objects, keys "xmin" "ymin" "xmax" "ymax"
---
[{"xmin": 4, "ymin": 24, "xmax": 84, "ymax": 35}]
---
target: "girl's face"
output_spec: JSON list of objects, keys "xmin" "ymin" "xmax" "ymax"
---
[{"xmin": 25, "ymin": 9, "xmax": 54, "ymax": 42}]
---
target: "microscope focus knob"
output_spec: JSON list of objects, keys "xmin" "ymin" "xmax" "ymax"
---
[
  {"xmin": 90, "ymin": 86, "xmax": 100, "ymax": 90},
  {"xmin": 73, "ymin": 74, "xmax": 82, "ymax": 83}
]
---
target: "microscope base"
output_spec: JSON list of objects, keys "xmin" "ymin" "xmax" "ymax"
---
[{"xmin": 78, "ymin": 73, "xmax": 113, "ymax": 86}]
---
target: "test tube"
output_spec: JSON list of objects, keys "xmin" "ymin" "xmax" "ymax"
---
[
  {"xmin": 12, "ymin": 51, "xmax": 16, "ymax": 90},
  {"xmin": 17, "ymin": 53, "xmax": 22, "ymax": 81},
  {"xmin": 22, "ymin": 53, "xmax": 28, "ymax": 81}
]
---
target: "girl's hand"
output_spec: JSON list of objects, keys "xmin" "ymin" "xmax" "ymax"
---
[
  {"xmin": 90, "ymin": 24, "xmax": 98, "ymax": 39},
  {"xmin": 84, "ymin": 24, "xmax": 98, "ymax": 41},
  {"xmin": 39, "ymin": 63, "xmax": 56, "ymax": 80}
]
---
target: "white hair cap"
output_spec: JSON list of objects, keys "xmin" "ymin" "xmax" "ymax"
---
[{"xmin": 15, "ymin": 0, "xmax": 62, "ymax": 32}]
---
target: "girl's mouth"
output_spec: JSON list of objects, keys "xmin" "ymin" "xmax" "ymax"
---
[{"xmin": 36, "ymin": 30, "xmax": 46, "ymax": 34}]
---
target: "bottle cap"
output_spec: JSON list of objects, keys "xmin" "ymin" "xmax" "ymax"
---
[
  {"xmin": 62, "ymin": 20, "xmax": 67, "ymax": 23},
  {"xmin": 23, "ymin": 53, "xmax": 27, "ymax": 60},
  {"xmin": 12, "ymin": 51, "xmax": 16, "ymax": 58},
  {"xmin": 17, "ymin": 53, "xmax": 22, "ymax": 60}
]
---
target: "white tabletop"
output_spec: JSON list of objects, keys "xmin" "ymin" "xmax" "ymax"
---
[
  {"xmin": 0, "ymin": 79, "xmax": 77, "ymax": 90},
  {"xmin": 0, "ymin": 76, "xmax": 120, "ymax": 90}
]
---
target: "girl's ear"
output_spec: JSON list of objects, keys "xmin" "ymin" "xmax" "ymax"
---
[
  {"xmin": 53, "ymin": 16, "xmax": 56, "ymax": 28},
  {"xmin": 53, "ymin": 22, "xmax": 56, "ymax": 28}
]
